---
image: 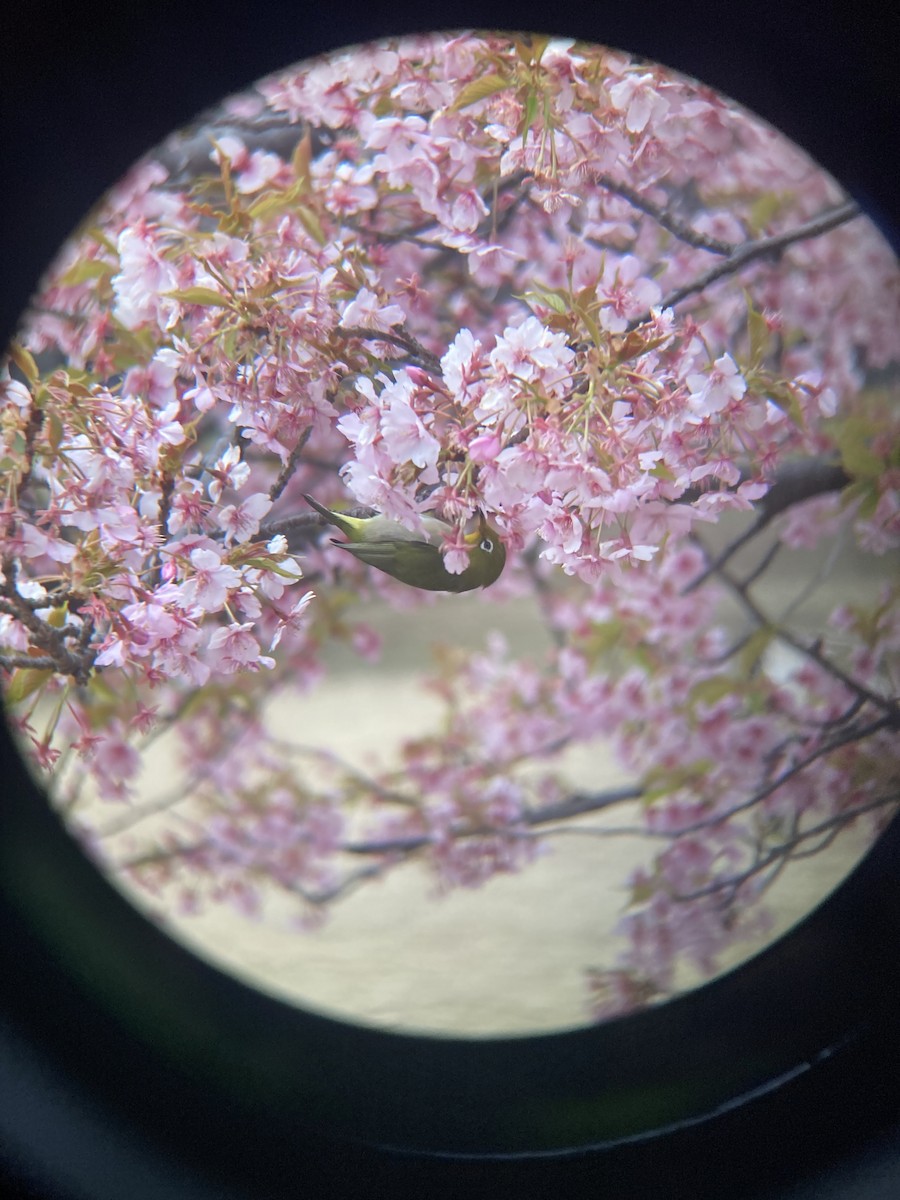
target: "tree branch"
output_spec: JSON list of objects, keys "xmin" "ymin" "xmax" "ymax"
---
[
  {"xmin": 333, "ymin": 324, "xmax": 443, "ymax": 374},
  {"xmin": 0, "ymin": 653, "xmax": 59, "ymax": 671},
  {"xmin": 709, "ymin": 557, "xmax": 899, "ymax": 721},
  {"xmin": 672, "ymin": 790, "xmax": 899, "ymax": 905},
  {"xmin": 595, "ymin": 174, "xmax": 736, "ymax": 255},
  {"xmin": 268, "ymin": 425, "xmax": 313, "ymax": 504},
  {"xmin": 683, "ymin": 458, "xmax": 850, "ymax": 592},
  {"xmin": 0, "ymin": 565, "xmax": 96, "ymax": 685},
  {"xmin": 628, "ymin": 200, "xmax": 861, "ymax": 327}
]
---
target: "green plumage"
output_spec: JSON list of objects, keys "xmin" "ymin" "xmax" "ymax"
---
[{"xmin": 303, "ymin": 493, "xmax": 506, "ymax": 593}]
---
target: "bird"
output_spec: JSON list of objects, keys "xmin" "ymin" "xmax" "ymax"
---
[{"xmin": 302, "ymin": 493, "xmax": 506, "ymax": 593}]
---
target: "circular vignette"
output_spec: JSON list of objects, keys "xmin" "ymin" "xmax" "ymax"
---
[
  {"xmin": 1, "ymin": 7, "xmax": 900, "ymax": 1200},
  {"xmin": 4, "ymin": 30, "xmax": 898, "ymax": 1035}
]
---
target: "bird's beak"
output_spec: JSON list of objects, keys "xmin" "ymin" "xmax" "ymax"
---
[
  {"xmin": 463, "ymin": 512, "xmax": 489, "ymax": 545},
  {"xmin": 465, "ymin": 511, "xmax": 487, "ymax": 544}
]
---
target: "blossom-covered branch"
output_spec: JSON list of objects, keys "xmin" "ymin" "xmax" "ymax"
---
[{"xmin": 1, "ymin": 32, "xmax": 897, "ymax": 1027}]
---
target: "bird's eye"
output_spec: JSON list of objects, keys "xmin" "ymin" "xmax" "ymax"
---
[{"xmin": 480, "ymin": 537, "xmax": 494, "ymax": 552}]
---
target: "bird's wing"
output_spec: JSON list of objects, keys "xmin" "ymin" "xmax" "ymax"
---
[
  {"xmin": 333, "ymin": 537, "xmax": 465, "ymax": 591},
  {"xmin": 334, "ymin": 537, "xmax": 434, "ymax": 568}
]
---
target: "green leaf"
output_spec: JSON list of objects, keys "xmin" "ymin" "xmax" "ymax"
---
[
  {"xmin": 4, "ymin": 667, "xmax": 54, "ymax": 707},
  {"xmin": 516, "ymin": 286, "xmax": 568, "ymax": 315},
  {"xmin": 291, "ymin": 128, "xmax": 313, "ymax": 189},
  {"xmin": 450, "ymin": 73, "xmax": 512, "ymax": 111},
  {"xmin": 831, "ymin": 416, "xmax": 884, "ymax": 480},
  {"xmin": 242, "ymin": 557, "xmax": 303, "ymax": 578},
  {"xmin": 689, "ymin": 675, "xmax": 738, "ymax": 707},
  {"xmin": 574, "ymin": 283, "xmax": 598, "ymax": 311},
  {"xmin": 46, "ymin": 411, "xmax": 64, "ymax": 452},
  {"xmin": 514, "ymin": 33, "xmax": 551, "ymax": 64},
  {"xmin": 7, "ymin": 342, "xmax": 39, "ymax": 386},
  {"xmin": 627, "ymin": 877, "xmax": 657, "ymax": 907},
  {"xmin": 747, "ymin": 191, "xmax": 791, "ymax": 236},
  {"xmin": 57, "ymin": 257, "xmax": 115, "ymax": 287},
  {"xmin": 165, "ymin": 286, "xmax": 231, "ymax": 308},
  {"xmin": 522, "ymin": 89, "xmax": 539, "ymax": 136},
  {"xmin": 738, "ymin": 627, "xmax": 775, "ymax": 674},
  {"xmin": 745, "ymin": 298, "xmax": 770, "ymax": 367},
  {"xmin": 247, "ymin": 193, "xmax": 289, "ymax": 221},
  {"xmin": 579, "ymin": 309, "xmax": 603, "ymax": 351},
  {"xmin": 295, "ymin": 203, "xmax": 326, "ymax": 246}
]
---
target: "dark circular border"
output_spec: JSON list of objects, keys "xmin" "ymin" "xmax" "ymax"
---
[{"xmin": 2, "ymin": 5, "xmax": 899, "ymax": 1198}]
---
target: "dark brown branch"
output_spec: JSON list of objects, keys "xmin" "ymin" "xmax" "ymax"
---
[
  {"xmin": 684, "ymin": 458, "xmax": 850, "ymax": 592},
  {"xmin": 735, "ymin": 536, "xmax": 783, "ymax": 592},
  {"xmin": 0, "ymin": 654, "xmax": 59, "ymax": 670},
  {"xmin": 334, "ymin": 325, "xmax": 442, "ymax": 374},
  {"xmin": 285, "ymin": 856, "xmax": 416, "ymax": 906},
  {"xmin": 115, "ymin": 707, "xmax": 892, "ymax": 909},
  {"xmin": 595, "ymin": 175, "xmax": 736, "ymax": 255},
  {"xmin": 711, "ymin": 559, "xmax": 899, "ymax": 721},
  {"xmin": 664, "ymin": 715, "xmax": 896, "ymax": 839},
  {"xmin": 672, "ymin": 791, "xmax": 899, "ymax": 904},
  {"xmin": 821, "ymin": 694, "xmax": 867, "ymax": 731},
  {"xmin": 544, "ymin": 715, "xmax": 897, "ymax": 845},
  {"xmin": 628, "ymin": 200, "xmax": 861, "ymax": 327},
  {"xmin": 0, "ymin": 567, "xmax": 96, "ymax": 685},
  {"xmin": 119, "ymin": 782, "xmax": 646, "ymax": 872},
  {"xmin": 333, "ymin": 784, "xmax": 644, "ymax": 856},
  {"xmin": 268, "ymin": 425, "xmax": 313, "ymax": 504},
  {"xmin": 525, "ymin": 784, "xmax": 645, "ymax": 825},
  {"xmin": 20, "ymin": 399, "xmax": 45, "ymax": 485}
]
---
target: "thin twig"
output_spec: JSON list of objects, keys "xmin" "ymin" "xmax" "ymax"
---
[
  {"xmin": 712, "ymin": 561, "xmax": 899, "ymax": 720},
  {"xmin": 268, "ymin": 426, "xmax": 313, "ymax": 504},
  {"xmin": 683, "ymin": 459, "xmax": 850, "ymax": 593},
  {"xmin": 660, "ymin": 715, "xmax": 896, "ymax": 839},
  {"xmin": 672, "ymin": 791, "xmax": 898, "ymax": 903}
]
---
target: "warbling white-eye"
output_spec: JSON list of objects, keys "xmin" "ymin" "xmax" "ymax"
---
[{"xmin": 303, "ymin": 493, "xmax": 506, "ymax": 593}]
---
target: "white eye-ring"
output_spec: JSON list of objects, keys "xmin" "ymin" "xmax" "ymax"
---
[{"xmin": 480, "ymin": 537, "xmax": 494, "ymax": 552}]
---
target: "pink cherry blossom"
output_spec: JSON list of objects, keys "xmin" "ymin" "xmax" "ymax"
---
[
  {"xmin": 217, "ymin": 493, "xmax": 273, "ymax": 545},
  {"xmin": 597, "ymin": 255, "xmax": 663, "ymax": 333},
  {"xmin": 608, "ymin": 71, "xmax": 670, "ymax": 133},
  {"xmin": 179, "ymin": 548, "xmax": 242, "ymax": 611},
  {"xmin": 380, "ymin": 394, "xmax": 440, "ymax": 471},
  {"xmin": 207, "ymin": 622, "xmax": 276, "ymax": 673},
  {"xmin": 686, "ymin": 353, "xmax": 747, "ymax": 420},
  {"xmin": 340, "ymin": 287, "xmax": 406, "ymax": 331},
  {"xmin": 112, "ymin": 222, "xmax": 185, "ymax": 331}
]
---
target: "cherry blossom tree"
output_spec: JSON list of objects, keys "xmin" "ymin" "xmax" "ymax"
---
[{"xmin": 1, "ymin": 32, "xmax": 898, "ymax": 1022}]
